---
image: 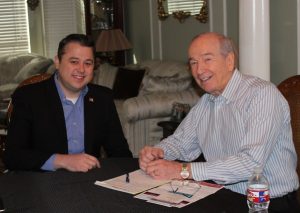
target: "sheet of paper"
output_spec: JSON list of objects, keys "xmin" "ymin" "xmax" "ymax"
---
[
  {"xmin": 95, "ymin": 169, "xmax": 170, "ymax": 194},
  {"xmin": 134, "ymin": 181, "xmax": 223, "ymax": 208}
]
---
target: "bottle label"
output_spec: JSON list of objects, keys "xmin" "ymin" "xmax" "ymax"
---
[{"xmin": 247, "ymin": 188, "xmax": 270, "ymax": 203}]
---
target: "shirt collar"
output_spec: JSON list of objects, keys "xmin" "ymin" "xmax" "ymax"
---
[
  {"xmin": 54, "ymin": 71, "xmax": 88, "ymax": 102},
  {"xmin": 207, "ymin": 69, "xmax": 241, "ymax": 104}
]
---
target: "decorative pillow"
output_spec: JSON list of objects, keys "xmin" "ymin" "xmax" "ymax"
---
[
  {"xmin": 13, "ymin": 58, "xmax": 53, "ymax": 83},
  {"xmin": 139, "ymin": 75, "xmax": 192, "ymax": 95},
  {"xmin": 93, "ymin": 63, "xmax": 118, "ymax": 89},
  {"xmin": 113, "ymin": 68, "xmax": 145, "ymax": 99},
  {"xmin": 140, "ymin": 60, "xmax": 191, "ymax": 78}
]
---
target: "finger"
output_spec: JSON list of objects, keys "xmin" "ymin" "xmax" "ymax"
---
[
  {"xmin": 83, "ymin": 158, "xmax": 98, "ymax": 170},
  {"xmin": 157, "ymin": 149, "xmax": 164, "ymax": 158},
  {"xmin": 145, "ymin": 164, "xmax": 158, "ymax": 174},
  {"xmin": 144, "ymin": 151, "xmax": 156, "ymax": 161},
  {"xmin": 139, "ymin": 146, "xmax": 151, "ymax": 157},
  {"xmin": 147, "ymin": 159, "xmax": 162, "ymax": 167},
  {"xmin": 84, "ymin": 154, "xmax": 100, "ymax": 168},
  {"xmin": 142, "ymin": 147, "xmax": 157, "ymax": 161},
  {"xmin": 95, "ymin": 159, "xmax": 101, "ymax": 168},
  {"xmin": 139, "ymin": 159, "xmax": 144, "ymax": 169},
  {"xmin": 90, "ymin": 159, "xmax": 100, "ymax": 169},
  {"xmin": 139, "ymin": 161, "xmax": 148, "ymax": 171},
  {"xmin": 150, "ymin": 149, "xmax": 159, "ymax": 159}
]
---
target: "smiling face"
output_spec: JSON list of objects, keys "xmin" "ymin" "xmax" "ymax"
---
[
  {"xmin": 54, "ymin": 42, "xmax": 94, "ymax": 98},
  {"xmin": 188, "ymin": 33, "xmax": 235, "ymax": 96}
]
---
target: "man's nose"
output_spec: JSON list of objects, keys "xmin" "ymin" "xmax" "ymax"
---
[
  {"xmin": 78, "ymin": 63, "xmax": 85, "ymax": 72},
  {"xmin": 193, "ymin": 63, "xmax": 205, "ymax": 75}
]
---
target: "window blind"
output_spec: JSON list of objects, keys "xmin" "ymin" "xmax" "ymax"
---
[
  {"xmin": 43, "ymin": 0, "xmax": 86, "ymax": 58},
  {"xmin": 0, "ymin": 0, "xmax": 30, "ymax": 54},
  {"xmin": 167, "ymin": 0, "xmax": 204, "ymax": 15}
]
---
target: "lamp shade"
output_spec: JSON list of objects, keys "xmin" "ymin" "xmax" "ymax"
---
[{"xmin": 96, "ymin": 29, "xmax": 132, "ymax": 52}]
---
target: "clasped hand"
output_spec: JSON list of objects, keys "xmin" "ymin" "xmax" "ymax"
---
[
  {"xmin": 54, "ymin": 153, "xmax": 100, "ymax": 172},
  {"xmin": 139, "ymin": 146, "xmax": 181, "ymax": 180}
]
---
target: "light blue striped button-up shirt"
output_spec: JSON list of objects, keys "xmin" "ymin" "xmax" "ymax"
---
[{"xmin": 157, "ymin": 70, "xmax": 299, "ymax": 198}]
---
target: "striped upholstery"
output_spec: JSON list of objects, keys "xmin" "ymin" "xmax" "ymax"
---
[
  {"xmin": 122, "ymin": 88, "xmax": 200, "ymax": 157},
  {"xmin": 93, "ymin": 61, "xmax": 201, "ymax": 157}
]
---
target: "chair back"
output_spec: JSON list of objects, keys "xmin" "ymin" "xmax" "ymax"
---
[
  {"xmin": 278, "ymin": 75, "xmax": 300, "ymax": 201},
  {"xmin": 6, "ymin": 73, "xmax": 52, "ymax": 126}
]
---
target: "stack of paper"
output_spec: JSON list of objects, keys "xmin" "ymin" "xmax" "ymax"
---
[
  {"xmin": 135, "ymin": 181, "xmax": 223, "ymax": 208},
  {"xmin": 95, "ymin": 169, "xmax": 170, "ymax": 194},
  {"xmin": 95, "ymin": 169, "xmax": 223, "ymax": 208}
]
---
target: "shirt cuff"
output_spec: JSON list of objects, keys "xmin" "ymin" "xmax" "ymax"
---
[
  {"xmin": 41, "ymin": 154, "xmax": 56, "ymax": 171},
  {"xmin": 191, "ymin": 162, "xmax": 208, "ymax": 181}
]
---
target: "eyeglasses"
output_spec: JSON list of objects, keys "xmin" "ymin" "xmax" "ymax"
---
[{"xmin": 169, "ymin": 180, "xmax": 201, "ymax": 198}]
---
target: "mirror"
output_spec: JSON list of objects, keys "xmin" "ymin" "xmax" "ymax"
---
[{"xmin": 157, "ymin": 0, "xmax": 208, "ymax": 23}]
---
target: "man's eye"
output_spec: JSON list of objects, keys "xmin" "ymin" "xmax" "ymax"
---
[
  {"xmin": 204, "ymin": 58, "xmax": 212, "ymax": 62},
  {"xmin": 85, "ymin": 62, "xmax": 93, "ymax": 66},
  {"xmin": 70, "ymin": 60, "xmax": 78, "ymax": 64},
  {"xmin": 189, "ymin": 60, "xmax": 197, "ymax": 66}
]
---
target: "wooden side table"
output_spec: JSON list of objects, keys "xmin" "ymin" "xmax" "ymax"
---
[
  {"xmin": 157, "ymin": 121, "xmax": 180, "ymax": 140},
  {"xmin": 157, "ymin": 121, "xmax": 206, "ymax": 162}
]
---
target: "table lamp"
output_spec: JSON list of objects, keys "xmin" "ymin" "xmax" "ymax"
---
[{"xmin": 95, "ymin": 29, "xmax": 132, "ymax": 65}]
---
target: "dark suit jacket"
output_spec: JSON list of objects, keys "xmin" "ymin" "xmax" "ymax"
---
[{"xmin": 3, "ymin": 75, "xmax": 132, "ymax": 170}]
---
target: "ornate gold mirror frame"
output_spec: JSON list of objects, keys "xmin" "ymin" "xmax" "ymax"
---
[{"xmin": 157, "ymin": 0, "xmax": 208, "ymax": 23}]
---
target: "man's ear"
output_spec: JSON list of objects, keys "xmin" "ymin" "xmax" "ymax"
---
[
  {"xmin": 54, "ymin": 56, "xmax": 60, "ymax": 69},
  {"xmin": 226, "ymin": 52, "xmax": 235, "ymax": 72}
]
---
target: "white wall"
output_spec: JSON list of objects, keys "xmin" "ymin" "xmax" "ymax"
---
[
  {"xmin": 125, "ymin": 0, "xmax": 210, "ymax": 63},
  {"xmin": 125, "ymin": 0, "xmax": 298, "ymax": 84},
  {"xmin": 270, "ymin": 0, "xmax": 298, "ymax": 84},
  {"xmin": 28, "ymin": 0, "xmax": 299, "ymax": 84}
]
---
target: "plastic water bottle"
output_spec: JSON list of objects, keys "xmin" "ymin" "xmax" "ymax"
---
[{"xmin": 247, "ymin": 167, "xmax": 270, "ymax": 212}]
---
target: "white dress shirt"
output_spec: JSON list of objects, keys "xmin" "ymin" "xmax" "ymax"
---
[{"xmin": 157, "ymin": 69, "xmax": 299, "ymax": 198}]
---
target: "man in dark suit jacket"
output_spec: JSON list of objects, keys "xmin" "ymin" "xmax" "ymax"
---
[{"xmin": 3, "ymin": 34, "xmax": 132, "ymax": 172}]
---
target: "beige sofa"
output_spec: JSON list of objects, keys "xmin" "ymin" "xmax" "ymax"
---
[
  {"xmin": 93, "ymin": 60, "xmax": 201, "ymax": 157},
  {"xmin": 0, "ymin": 53, "xmax": 54, "ymax": 125},
  {"xmin": 0, "ymin": 53, "xmax": 54, "ymax": 100},
  {"xmin": 0, "ymin": 56, "xmax": 201, "ymax": 157}
]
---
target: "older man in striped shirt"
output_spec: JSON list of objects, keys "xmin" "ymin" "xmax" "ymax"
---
[{"xmin": 139, "ymin": 32, "xmax": 299, "ymax": 212}]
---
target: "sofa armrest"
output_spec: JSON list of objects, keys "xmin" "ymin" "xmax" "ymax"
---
[{"xmin": 123, "ymin": 88, "xmax": 199, "ymax": 122}]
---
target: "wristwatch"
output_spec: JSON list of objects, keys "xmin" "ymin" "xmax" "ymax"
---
[{"xmin": 180, "ymin": 163, "xmax": 189, "ymax": 179}]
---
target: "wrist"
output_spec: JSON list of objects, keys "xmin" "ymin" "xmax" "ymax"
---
[
  {"xmin": 53, "ymin": 154, "xmax": 66, "ymax": 170},
  {"xmin": 180, "ymin": 163, "xmax": 191, "ymax": 179}
]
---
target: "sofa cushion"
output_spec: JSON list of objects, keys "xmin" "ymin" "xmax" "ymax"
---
[
  {"xmin": 139, "ymin": 75, "xmax": 192, "ymax": 95},
  {"xmin": 123, "ymin": 89, "xmax": 199, "ymax": 122},
  {"xmin": 93, "ymin": 63, "xmax": 118, "ymax": 89},
  {"xmin": 130, "ymin": 60, "xmax": 192, "ymax": 95},
  {"xmin": 0, "ymin": 54, "xmax": 39, "ymax": 85},
  {"xmin": 113, "ymin": 67, "xmax": 145, "ymax": 99},
  {"xmin": 13, "ymin": 58, "xmax": 53, "ymax": 83},
  {"xmin": 140, "ymin": 60, "xmax": 191, "ymax": 78}
]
